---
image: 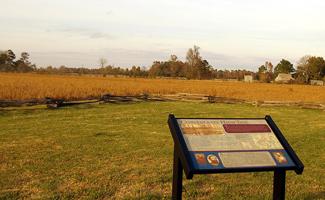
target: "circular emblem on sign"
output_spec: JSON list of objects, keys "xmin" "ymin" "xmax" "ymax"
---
[
  {"xmin": 194, "ymin": 153, "xmax": 207, "ymax": 165},
  {"xmin": 272, "ymin": 152, "xmax": 288, "ymax": 164},
  {"xmin": 207, "ymin": 154, "xmax": 219, "ymax": 166}
]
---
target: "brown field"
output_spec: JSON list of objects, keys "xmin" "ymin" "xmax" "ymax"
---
[{"xmin": 1, "ymin": 72, "xmax": 325, "ymax": 103}]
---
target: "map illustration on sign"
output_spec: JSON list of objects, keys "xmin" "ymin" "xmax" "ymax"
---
[{"xmin": 176, "ymin": 119, "xmax": 295, "ymax": 170}]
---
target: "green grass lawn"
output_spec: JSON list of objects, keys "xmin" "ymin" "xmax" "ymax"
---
[{"xmin": 0, "ymin": 102, "xmax": 324, "ymax": 199}]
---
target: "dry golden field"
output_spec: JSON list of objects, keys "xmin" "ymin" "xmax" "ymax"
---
[{"xmin": 1, "ymin": 72, "xmax": 325, "ymax": 103}]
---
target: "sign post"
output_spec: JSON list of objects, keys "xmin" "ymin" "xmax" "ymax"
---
[
  {"xmin": 168, "ymin": 114, "xmax": 304, "ymax": 200},
  {"xmin": 172, "ymin": 146, "xmax": 183, "ymax": 199}
]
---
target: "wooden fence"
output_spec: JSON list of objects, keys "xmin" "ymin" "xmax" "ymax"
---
[{"xmin": 0, "ymin": 93, "xmax": 324, "ymax": 111}]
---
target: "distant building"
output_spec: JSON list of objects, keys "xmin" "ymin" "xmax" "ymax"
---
[
  {"xmin": 310, "ymin": 80, "xmax": 324, "ymax": 86},
  {"xmin": 244, "ymin": 75, "xmax": 253, "ymax": 83},
  {"xmin": 275, "ymin": 73, "xmax": 294, "ymax": 83}
]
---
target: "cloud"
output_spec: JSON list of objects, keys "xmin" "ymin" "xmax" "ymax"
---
[
  {"xmin": 100, "ymin": 48, "xmax": 170, "ymax": 66},
  {"xmin": 30, "ymin": 48, "xmax": 275, "ymax": 70},
  {"xmin": 89, "ymin": 32, "xmax": 115, "ymax": 39},
  {"xmin": 51, "ymin": 26, "xmax": 116, "ymax": 40},
  {"xmin": 199, "ymin": 50, "xmax": 284, "ymax": 69}
]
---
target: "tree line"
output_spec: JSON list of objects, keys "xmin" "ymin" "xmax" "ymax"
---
[
  {"xmin": 148, "ymin": 46, "xmax": 255, "ymax": 80},
  {"xmin": 1, "ymin": 47, "xmax": 324, "ymax": 83},
  {"xmin": 0, "ymin": 50, "xmax": 36, "ymax": 72},
  {"xmin": 0, "ymin": 49, "xmax": 147, "ymax": 77},
  {"xmin": 37, "ymin": 65, "xmax": 148, "ymax": 77}
]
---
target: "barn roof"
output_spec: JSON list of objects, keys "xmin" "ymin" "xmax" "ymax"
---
[{"xmin": 275, "ymin": 73, "xmax": 294, "ymax": 82}]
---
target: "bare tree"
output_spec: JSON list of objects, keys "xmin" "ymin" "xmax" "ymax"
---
[
  {"xmin": 296, "ymin": 55, "xmax": 311, "ymax": 83},
  {"xmin": 99, "ymin": 58, "xmax": 107, "ymax": 68},
  {"xmin": 170, "ymin": 54, "xmax": 178, "ymax": 62},
  {"xmin": 265, "ymin": 61, "xmax": 273, "ymax": 73},
  {"xmin": 186, "ymin": 45, "xmax": 201, "ymax": 67},
  {"xmin": 186, "ymin": 45, "xmax": 202, "ymax": 79}
]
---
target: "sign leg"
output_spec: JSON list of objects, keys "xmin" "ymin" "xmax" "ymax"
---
[
  {"xmin": 273, "ymin": 170, "xmax": 286, "ymax": 200},
  {"xmin": 172, "ymin": 145, "xmax": 183, "ymax": 200}
]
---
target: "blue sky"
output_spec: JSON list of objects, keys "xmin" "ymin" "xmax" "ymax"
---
[{"xmin": 1, "ymin": 0, "xmax": 324, "ymax": 70}]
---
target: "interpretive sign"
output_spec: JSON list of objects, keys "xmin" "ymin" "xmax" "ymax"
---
[{"xmin": 168, "ymin": 115, "xmax": 304, "ymax": 200}]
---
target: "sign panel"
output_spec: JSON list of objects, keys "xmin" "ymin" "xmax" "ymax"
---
[
  {"xmin": 168, "ymin": 115, "xmax": 304, "ymax": 200},
  {"xmin": 176, "ymin": 119, "xmax": 295, "ymax": 170}
]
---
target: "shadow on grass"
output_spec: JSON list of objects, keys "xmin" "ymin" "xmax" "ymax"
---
[
  {"xmin": 303, "ymin": 191, "xmax": 325, "ymax": 200},
  {"xmin": 0, "ymin": 190, "xmax": 22, "ymax": 199}
]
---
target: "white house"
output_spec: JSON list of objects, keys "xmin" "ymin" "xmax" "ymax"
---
[
  {"xmin": 244, "ymin": 75, "xmax": 253, "ymax": 83},
  {"xmin": 310, "ymin": 80, "xmax": 324, "ymax": 86}
]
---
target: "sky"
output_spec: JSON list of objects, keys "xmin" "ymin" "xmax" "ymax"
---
[{"xmin": 1, "ymin": 0, "xmax": 325, "ymax": 70}]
